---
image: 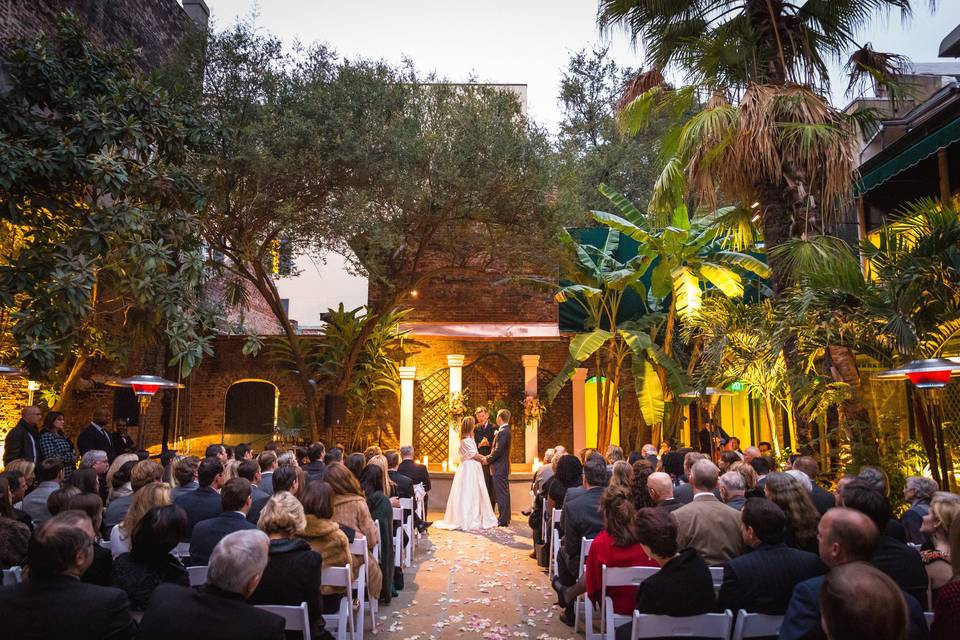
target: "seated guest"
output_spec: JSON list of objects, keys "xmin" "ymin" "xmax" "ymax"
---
[
  {"xmin": 609, "ymin": 460, "xmax": 633, "ymax": 491},
  {"xmin": 68, "ymin": 466, "xmax": 101, "ymax": 496},
  {"xmin": 238, "ymin": 459, "xmax": 269, "ymax": 502},
  {"xmin": 613, "ymin": 507, "xmax": 716, "ymax": 640},
  {"xmin": 170, "ymin": 456, "xmax": 199, "ymax": 500},
  {"xmin": 717, "ymin": 498, "xmax": 826, "ymax": 614},
  {"xmin": 189, "ymin": 477, "xmax": 256, "ymax": 566},
  {"xmin": 718, "ymin": 470, "xmax": 747, "ymax": 511},
  {"xmin": 1, "ymin": 469, "xmax": 34, "ymax": 530},
  {"xmin": 361, "ymin": 459, "xmax": 397, "ymax": 602},
  {"xmin": 903, "ymin": 476, "xmax": 938, "ymax": 546},
  {"xmin": 303, "ymin": 443, "xmax": 326, "ymax": 483},
  {"xmin": 258, "ymin": 451, "xmax": 278, "ymax": 495},
  {"xmin": 660, "ymin": 450, "xmax": 686, "ymax": 487},
  {"xmin": 299, "ymin": 480, "xmax": 356, "ymax": 613},
  {"xmin": 764, "ymin": 472, "xmax": 820, "ymax": 553},
  {"xmin": 21, "ymin": 458, "xmax": 64, "ymax": 525},
  {"xmin": 645, "ymin": 471, "xmax": 683, "ymax": 512},
  {"xmin": 344, "ymin": 452, "xmax": 366, "ymax": 480},
  {"xmin": 104, "ymin": 459, "xmax": 164, "ymax": 529},
  {"xmin": 249, "ymin": 491, "xmax": 328, "ymax": 638},
  {"xmin": 673, "ymin": 459, "xmax": 746, "ymax": 565},
  {"xmin": 205, "ymin": 444, "xmax": 228, "ymax": 465},
  {"xmin": 779, "ymin": 508, "xmax": 928, "ymax": 640},
  {"xmin": 109, "ymin": 481, "xmax": 171, "ymax": 557},
  {"xmin": 674, "ymin": 452, "xmax": 709, "ymax": 503},
  {"xmin": 630, "ymin": 459, "xmax": 656, "ymax": 510},
  {"xmin": 793, "ymin": 456, "xmax": 837, "ymax": 516},
  {"xmin": 932, "ymin": 518, "xmax": 960, "ymax": 639},
  {"xmin": 0, "ymin": 511, "xmax": 136, "ymax": 639},
  {"xmin": 136, "ymin": 529, "xmax": 284, "ymax": 640},
  {"xmin": 750, "ymin": 455, "xmax": 772, "ymax": 490},
  {"xmin": 0, "ymin": 477, "xmax": 30, "ymax": 568},
  {"xmin": 920, "ymin": 497, "xmax": 959, "ymax": 599},
  {"xmin": 174, "ymin": 456, "xmax": 224, "ymax": 539},
  {"xmin": 327, "ymin": 462, "xmax": 383, "ymax": 604},
  {"xmin": 554, "ymin": 485, "xmax": 657, "ymax": 621},
  {"xmin": 842, "ymin": 479, "xmax": 929, "ymax": 605},
  {"xmin": 544, "ymin": 454, "xmax": 583, "ymax": 512},
  {"xmin": 78, "ymin": 449, "xmax": 110, "ymax": 501},
  {"xmin": 728, "ymin": 460, "xmax": 760, "ymax": 497},
  {"xmin": 248, "ymin": 465, "xmax": 299, "ymax": 525},
  {"xmin": 111, "ymin": 504, "xmax": 190, "ymax": 610},
  {"xmin": 398, "ymin": 445, "xmax": 431, "ymax": 525},
  {"xmin": 385, "ymin": 449, "xmax": 414, "ymax": 498},
  {"xmin": 323, "ymin": 447, "xmax": 344, "ymax": 466},
  {"xmin": 106, "ymin": 458, "xmax": 136, "ymax": 507},
  {"xmin": 820, "ymin": 562, "xmax": 909, "ymax": 640},
  {"xmin": 61, "ymin": 492, "xmax": 112, "ymax": 586}
]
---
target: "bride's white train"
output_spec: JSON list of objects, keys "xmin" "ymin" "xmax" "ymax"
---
[{"xmin": 434, "ymin": 417, "xmax": 498, "ymax": 531}]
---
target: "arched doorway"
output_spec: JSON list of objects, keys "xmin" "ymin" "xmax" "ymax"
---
[{"xmin": 223, "ymin": 379, "xmax": 278, "ymax": 445}]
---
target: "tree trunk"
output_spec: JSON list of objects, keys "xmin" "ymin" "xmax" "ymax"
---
[
  {"xmin": 54, "ymin": 353, "xmax": 87, "ymax": 412},
  {"xmin": 764, "ymin": 395, "xmax": 782, "ymax": 456},
  {"xmin": 825, "ymin": 345, "xmax": 875, "ymax": 460}
]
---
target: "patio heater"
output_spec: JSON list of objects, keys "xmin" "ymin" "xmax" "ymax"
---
[
  {"xmin": 106, "ymin": 375, "xmax": 184, "ymax": 450},
  {"xmin": 874, "ymin": 358, "xmax": 960, "ymax": 491},
  {"xmin": 680, "ymin": 387, "xmax": 735, "ymax": 460}
]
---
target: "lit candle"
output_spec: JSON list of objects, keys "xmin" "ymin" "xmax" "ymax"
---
[
  {"xmin": 442, "ymin": 460, "xmax": 448, "ymax": 473},
  {"xmin": 532, "ymin": 456, "xmax": 542, "ymax": 472},
  {"xmin": 423, "ymin": 455, "xmax": 429, "ymax": 467}
]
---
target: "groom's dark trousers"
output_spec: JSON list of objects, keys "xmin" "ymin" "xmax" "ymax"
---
[{"xmin": 486, "ymin": 424, "xmax": 512, "ymax": 526}]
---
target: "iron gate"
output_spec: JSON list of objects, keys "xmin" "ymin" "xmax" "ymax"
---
[{"xmin": 412, "ymin": 367, "xmax": 450, "ymax": 463}]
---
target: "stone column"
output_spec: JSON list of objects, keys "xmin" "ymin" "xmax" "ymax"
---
[
  {"xmin": 447, "ymin": 355, "xmax": 465, "ymax": 466},
  {"xmin": 398, "ymin": 366, "xmax": 416, "ymax": 447},
  {"xmin": 572, "ymin": 368, "xmax": 588, "ymax": 453},
  {"xmin": 521, "ymin": 354, "xmax": 541, "ymax": 464}
]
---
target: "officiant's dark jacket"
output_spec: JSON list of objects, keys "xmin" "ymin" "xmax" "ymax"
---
[
  {"xmin": 559, "ymin": 485, "xmax": 605, "ymax": 582},
  {"xmin": 397, "ymin": 460, "xmax": 431, "ymax": 491},
  {"xmin": 475, "ymin": 421, "xmax": 496, "ymax": 455}
]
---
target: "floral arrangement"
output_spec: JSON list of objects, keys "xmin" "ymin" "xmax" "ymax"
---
[
  {"xmin": 523, "ymin": 394, "xmax": 544, "ymax": 423},
  {"xmin": 448, "ymin": 390, "xmax": 468, "ymax": 420}
]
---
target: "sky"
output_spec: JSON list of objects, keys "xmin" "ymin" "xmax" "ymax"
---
[{"xmin": 200, "ymin": 0, "xmax": 960, "ymax": 133}]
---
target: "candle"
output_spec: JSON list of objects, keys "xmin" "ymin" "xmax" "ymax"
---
[
  {"xmin": 442, "ymin": 460, "xmax": 448, "ymax": 472},
  {"xmin": 423, "ymin": 455, "xmax": 429, "ymax": 467}
]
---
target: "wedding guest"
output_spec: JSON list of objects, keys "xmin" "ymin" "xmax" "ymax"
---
[
  {"xmin": 646, "ymin": 471, "xmax": 683, "ymax": 512},
  {"xmin": 6, "ymin": 458, "xmax": 35, "ymax": 492},
  {"xmin": 728, "ymin": 460, "xmax": 761, "ymax": 498},
  {"xmin": 630, "ymin": 459, "xmax": 656, "ymax": 509},
  {"xmin": 205, "ymin": 444, "xmax": 228, "ymax": 465},
  {"xmin": 606, "ymin": 444, "xmax": 625, "ymax": 468},
  {"xmin": 919, "ymin": 497, "xmax": 960, "ymax": 598},
  {"xmin": 104, "ymin": 459, "xmax": 164, "ymax": 530},
  {"xmin": 69, "ymin": 466, "xmax": 101, "ymax": 496},
  {"xmin": 135, "ymin": 530, "xmax": 284, "ymax": 640},
  {"xmin": 170, "ymin": 456, "xmax": 200, "ymax": 500},
  {"xmin": 764, "ymin": 472, "xmax": 820, "ymax": 553},
  {"xmin": 1, "ymin": 468, "xmax": 33, "ymax": 530},
  {"xmin": 609, "ymin": 460, "xmax": 633, "ymax": 491},
  {"xmin": 4, "ymin": 406, "xmax": 42, "ymax": 465},
  {"xmin": 110, "ymin": 482, "xmax": 172, "ymax": 558},
  {"xmin": 0, "ymin": 477, "xmax": 30, "ymax": 568},
  {"xmin": 174, "ymin": 457, "xmax": 224, "ymax": 539},
  {"xmin": 111, "ymin": 420, "xmax": 136, "ymax": 456},
  {"xmin": 248, "ymin": 465, "xmax": 298, "ymax": 525},
  {"xmin": 258, "ymin": 451, "xmax": 278, "ymax": 495},
  {"xmin": 38, "ymin": 411, "xmax": 76, "ymax": 480},
  {"xmin": 0, "ymin": 511, "xmax": 136, "ymax": 640},
  {"xmin": 544, "ymin": 454, "xmax": 583, "ymax": 512},
  {"xmin": 613, "ymin": 507, "xmax": 716, "ymax": 640},
  {"xmin": 299, "ymin": 480, "xmax": 356, "ymax": 614},
  {"xmin": 188, "ymin": 477, "xmax": 256, "ymax": 566},
  {"xmin": 820, "ymin": 562, "xmax": 908, "ymax": 640},
  {"xmin": 674, "ymin": 452, "xmax": 709, "ymax": 503},
  {"xmin": 303, "ymin": 443, "xmax": 326, "ymax": 482},
  {"xmin": 385, "ymin": 450, "xmax": 414, "ymax": 499},
  {"xmin": 222, "ymin": 459, "xmax": 240, "ymax": 482},
  {"xmin": 398, "ymin": 445, "xmax": 431, "ymax": 524},
  {"xmin": 78, "ymin": 449, "xmax": 110, "ymax": 503},
  {"xmin": 326, "ymin": 462, "xmax": 382, "ymax": 602},
  {"xmin": 932, "ymin": 517, "xmax": 960, "ymax": 639},
  {"xmin": 62, "ymin": 492, "xmax": 111, "ymax": 586},
  {"xmin": 750, "ymin": 455, "xmax": 772, "ymax": 490},
  {"xmin": 363, "ymin": 446, "xmax": 382, "ymax": 462},
  {"xmin": 323, "ymin": 447, "xmax": 344, "ymax": 465},
  {"xmin": 793, "ymin": 456, "xmax": 837, "ymax": 516},
  {"xmin": 718, "ymin": 470, "xmax": 747, "ymax": 511},
  {"xmin": 719, "ymin": 450, "xmax": 740, "ymax": 473},
  {"xmin": 673, "ymin": 459, "xmax": 746, "ymax": 565},
  {"xmin": 21, "ymin": 458, "xmax": 64, "ymax": 525},
  {"xmin": 660, "ymin": 450, "xmax": 686, "ymax": 487},
  {"xmin": 111, "ymin": 504, "xmax": 189, "ymax": 610},
  {"xmin": 77, "ymin": 409, "xmax": 116, "ymax": 461},
  {"xmin": 344, "ymin": 452, "xmax": 365, "ymax": 480},
  {"xmin": 641, "ymin": 443, "xmax": 658, "ymax": 468},
  {"xmin": 235, "ymin": 443, "xmax": 253, "ymax": 461},
  {"xmin": 903, "ymin": 476, "xmax": 938, "ymax": 546},
  {"xmin": 360, "ymin": 460, "xmax": 396, "ymax": 602},
  {"xmin": 106, "ymin": 454, "xmax": 138, "ymax": 504}
]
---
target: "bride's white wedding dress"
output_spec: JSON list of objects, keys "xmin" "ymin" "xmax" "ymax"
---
[{"xmin": 435, "ymin": 436, "xmax": 498, "ymax": 531}]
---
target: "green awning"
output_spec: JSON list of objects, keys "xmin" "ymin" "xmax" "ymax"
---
[{"xmin": 856, "ymin": 115, "xmax": 960, "ymax": 196}]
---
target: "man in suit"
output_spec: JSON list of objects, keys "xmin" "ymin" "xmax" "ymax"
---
[
  {"xmin": 474, "ymin": 406, "xmax": 497, "ymax": 507},
  {"xmin": 302, "ymin": 443, "xmax": 325, "ymax": 483},
  {"xmin": 189, "ymin": 477, "xmax": 257, "ymax": 565},
  {"xmin": 718, "ymin": 470, "xmax": 747, "ymax": 511},
  {"xmin": 780, "ymin": 508, "xmax": 929, "ymax": 640},
  {"xmin": 398, "ymin": 445, "xmax": 431, "ymax": 530},
  {"xmin": 481, "ymin": 408, "xmax": 512, "ymax": 526},
  {"xmin": 0, "ymin": 511, "xmax": 136, "ymax": 639},
  {"xmin": 553, "ymin": 455, "xmax": 607, "ymax": 625},
  {"xmin": 111, "ymin": 420, "xmax": 136, "ymax": 456},
  {"xmin": 257, "ymin": 451, "xmax": 278, "ymax": 495},
  {"xmin": 171, "ymin": 456, "xmax": 200, "ymax": 500},
  {"xmin": 793, "ymin": 456, "xmax": 836, "ymax": 516},
  {"xmin": 77, "ymin": 408, "xmax": 116, "ymax": 462},
  {"xmin": 247, "ymin": 466, "xmax": 298, "ymax": 525},
  {"xmin": 718, "ymin": 498, "xmax": 826, "ymax": 614},
  {"xmin": 21, "ymin": 458, "xmax": 64, "ymax": 525},
  {"xmin": 137, "ymin": 529, "xmax": 284, "ymax": 640},
  {"xmin": 674, "ymin": 452, "xmax": 719, "ymax": 503},
  {"xmin": 3, "ymin": 405, "xmax": 42, "ymax": 465},
  {"xmin": 385, "ymin": 450, "xmax": 414, "ymax": 497},
  {"xmin": 104, "ymin": 459, "xmax": 164, "ymax": 529},
  {"xmin": 174, "ymin": 457, "xmax": 224, "ymax": 539},
  {"xmin": 672, "ymin": 459, "xmax": 746, "ymax": 565},
  {"xmin": 750, "ymin": 455, "xmax": 772, "ymax": 491},
  {"xmin": 237, "ymin": 460, "xmax": 269, "ymax": 502},
  {"xmin": 647, "ymin": 471, "xmax": 684, "ymax": 512},
  {"xmin": 641, "ymin": 443, "xmax": 659, "ymax": 468}
]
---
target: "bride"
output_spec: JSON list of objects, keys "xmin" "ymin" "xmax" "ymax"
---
[{"xmin": 435, "ymin": 416, "xmax": 498, "ymax": 531}]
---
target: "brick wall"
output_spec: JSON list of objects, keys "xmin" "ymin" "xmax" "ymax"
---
[
  {"xmin": 0, "ymin": 0, "xmax": 200, "ymax": 70},
  {"xmin": 403, "ymin": 273, "xmax": 558, "ymax": 324}
]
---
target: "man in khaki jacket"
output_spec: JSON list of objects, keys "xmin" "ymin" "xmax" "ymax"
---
[{"xmin": 672, "ymin": 459, "xmax": 746, "ymax": 565}]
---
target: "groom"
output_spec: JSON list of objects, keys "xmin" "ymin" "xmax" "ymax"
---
[{"xmin": 481, "ymin": 409, "xmax": 511, "ymax": 526}]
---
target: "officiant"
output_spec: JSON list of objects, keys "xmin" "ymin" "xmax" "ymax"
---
[{"xmin": 474, "ymin": 406, "xmax": 497, "ymax": 507}]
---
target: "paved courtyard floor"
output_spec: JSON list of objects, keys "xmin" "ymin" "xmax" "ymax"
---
[{"xmin": 379, "ymin": 512, "xmax": 575, "ymax": 640}]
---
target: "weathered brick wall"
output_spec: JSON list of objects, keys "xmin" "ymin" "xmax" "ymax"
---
[
  {"xmin": 0, "ymin": 0, "xmax": 199, "ymax": 70},
  {"xmin": 403, "ymin": 273, "xmax": 558, "ymax": 324}
]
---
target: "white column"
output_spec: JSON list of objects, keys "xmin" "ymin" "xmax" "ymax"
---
[
  {"xmin": 572, "ymin": 368, "xmax": 588, "ymax": 453},
  {"xmin": 447, "ymin": 355, "xmax": 465, "ymax": 466},
  {"xmin": 398, "ymin": 366, "xmax": 416, "ymax": 447},
  {"xmin": 521, "ymin": 354, "xmax": 541, "ymax": 464}
]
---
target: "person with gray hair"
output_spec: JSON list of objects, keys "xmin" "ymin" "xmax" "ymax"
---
[
  {"xmin": 785, "ymin": 469, "xmax": 813, "ymax": 493},
  {"xmin": 673, "ymin": 459, "xmax": 746, "ymax": 565},
  {"xmin": 718, "ymin": 471, "xmax": 747, "ymax": 510},
  {"xmin": 902, "ymin": 476, "xmax": 938, "ymax": 545},
  {"xmin": 80, "ymin": 449, "xmax": 108, "ymax": 469},
  {"xmin": 136, "ymin": 529, "xmax": 285, "ymax": 640}
]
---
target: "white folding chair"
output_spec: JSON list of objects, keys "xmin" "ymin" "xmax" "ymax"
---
[
  {"xmin": 257, "ymin": 601, "xmax": 315, "ymax": 640},
  {"xmin": 549, "ymin": 509, "xmax": 562, "ymax": 578},
  {"xmin": 2, "ymin": 566, "xmax": 22, "ymax": 585},
  {"xmin": 730, "ymin": 610, "xmax": 783, "ymax": 640},
  {"xmin": 709, "ymin": 566, "xmax": 724, "ymax": 589},
  {"xmin": 187, "ymin": 565, "xmax": 208, "ymax": 587},
  {"xmin": 540, "ymin": 497, "xmax": 549, "ymax": 544},
  {"xmin": 399, "ymin": 497, "xmax": 415, "ymax": 566},
  {"xmin": 392, "ymin": 507, "xmax": 404, "ymax": 569},
  {"xmin": 595, "ymin": 565, "xmax": 660, "ymax": 639},
  {"xmin": 629, "ymin": 609, "xmax": 733, "ymax": 639},
  {"xmin": 924, "ymin": 611, "xmax": 935, "ymax": 627},
  {"xmin": 573, "ymin": 537, "xmax": 594, "ymax": 636},
  {"xmin": 350, "ymin": 535, "xmax": 376, "ymax": 640},
  {"xmin": 172, "ymin": 541, "xmax": 191, "ymax": 559},
  {"xmin": 319, "ymin": 565, "xmax": 356, "ymax": 640}
]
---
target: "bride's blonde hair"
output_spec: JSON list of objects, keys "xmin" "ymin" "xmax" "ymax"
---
[{"xmin": 460, "ymin": 416, "xmax": 476, "ymax": 438}]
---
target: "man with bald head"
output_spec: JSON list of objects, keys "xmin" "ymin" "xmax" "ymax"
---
[
  {"xmin": 77, "ymin": 408, "xmax": 116, "ymax": 461},
  {"xmin": 646, "ymin": 472, "xmax": 683, "ymax": 512},
  {"xmin": 779, "ymin": 508, "xmax": 929, "ymax": 640},
  {"xmin": 3, "ymin": 405, "xmax": 42, "ymax": 464}
]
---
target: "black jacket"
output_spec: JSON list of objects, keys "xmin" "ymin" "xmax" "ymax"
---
[
  {"xmin": 137, "ymin": 583, "xmax": 284, "ymax": 640},
  {"xmin": 809, "ymin": 484, "xmax": 835, "ymax": 516},
  {"xmin": 248, "ymin": 538, "xmax": 325, "ymax": 637},
  {"xmin": 873, "ymin": 535, "xmax": 929, "ymax": 605},
  {"xmin": 189, "ymin": 511, "xmax": 257, "ymax": 565},
  {"xmin": 0, "ymin": 574, "xmax": 136, "ymax": 640},
  {"xmin": 560, "ymin": 485, "xmax": 605, "ymax": 580},
  {"xmin": 636, "ymin": 548, "xmax": 716, "ymax": 616},
  {"xmin": 77, "ymin": 423, "xmax": 116, "ymax": 460},
  {"xmin": 303, "ymin": 460, "xmax": 325, "ymax": 484},
  {"xmin": 475, "ymin": 421, "xmax": 496, "ymax": 455},
  {"xmin": 173, "ymin": 485, "xmax": 223, "ymax": 539},
  {"xmin": 82, "ymin": 543, "xmax": 113, "ymax": 587},
  {"xmin": 388, "ymin": 469, "xmax": 415, "ymax": 499},
  {"xmin": 111, "ymin": 552, "xmax": 189, "ymax": 611},
  {"xmin": 656, "ymin": 497, "xmax": 685, "ymax": 513},
  {"xmin": 397, "ymin": 459, "xmax": 431, "ymax": 491},
  {"xmin": 3, "ymin": 419, "xmax": 40, "ymax": 464},
  {"xmin": 717, "ymin": 542, "xmax": 827, "ymax": 615}
]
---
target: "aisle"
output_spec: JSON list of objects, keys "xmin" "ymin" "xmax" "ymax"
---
[{"xmin": 381, "ymin": 515, "xmax": 574, "ymax": 639}]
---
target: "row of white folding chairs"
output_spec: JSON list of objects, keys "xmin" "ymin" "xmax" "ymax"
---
[
  {"xmin": 349, "ymin": 535, "xmax": 375, "ymax": 640},
  {"xmin": 399, "ymin": 497, "xmax": 416, "ymax": 567},
  {"xmin": 253, "ymin": 564, "xmax": 355, "ymax": 640}
]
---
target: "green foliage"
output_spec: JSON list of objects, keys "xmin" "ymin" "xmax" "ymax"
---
[{"xmin": 0, "ymin": 14, "xmax": 217, "ymax": 388}]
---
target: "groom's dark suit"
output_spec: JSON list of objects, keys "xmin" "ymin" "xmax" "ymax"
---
[
  {"xmin": 475, "ymin": 420, "xmax": 497, "ymax": 507},
  {"xmin": 486, "ymin": 422, "xmax": 511, "ymax": 526}
]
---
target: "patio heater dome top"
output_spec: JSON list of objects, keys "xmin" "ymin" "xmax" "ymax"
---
[
  {"xmin": 106, "ymin": 374, "xmax": 184, "ymax": 396},
  {"xmin": 873, "ymin": 358, "xmax": 960, "ymax": 389}
]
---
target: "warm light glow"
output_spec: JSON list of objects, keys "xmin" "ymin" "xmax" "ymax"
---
[
  {"xmin": 532, "ymin": 457, "xmax": 542, "ymax": 473},
  {"xmin": 907, "ymin": 369, "xmax": 953, "ymax": 389},
  {"xmin": 423, "ymin": 455, "xmax": 429, "ymax": 467},
  {"xmin": 130, "ymin": 383, "xmax": 160, "ymax": 396},
  {"xmin": 751, "ymin": 214, "xmax": 760, "ymax": 223},
  {"xmin": 750, "ymin": 202, "xmax": 760, "ymax": 209},
  {"xmin": 410, "ymin": 290, "xmax": 418, "ymax": 298},
  {"xmin": 441, "ymin": 460, "xmax": 448, "ymax": 472},
  {"xmin": 26, "ymin": 380, "xmax": 41, "ymax": 391}
]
